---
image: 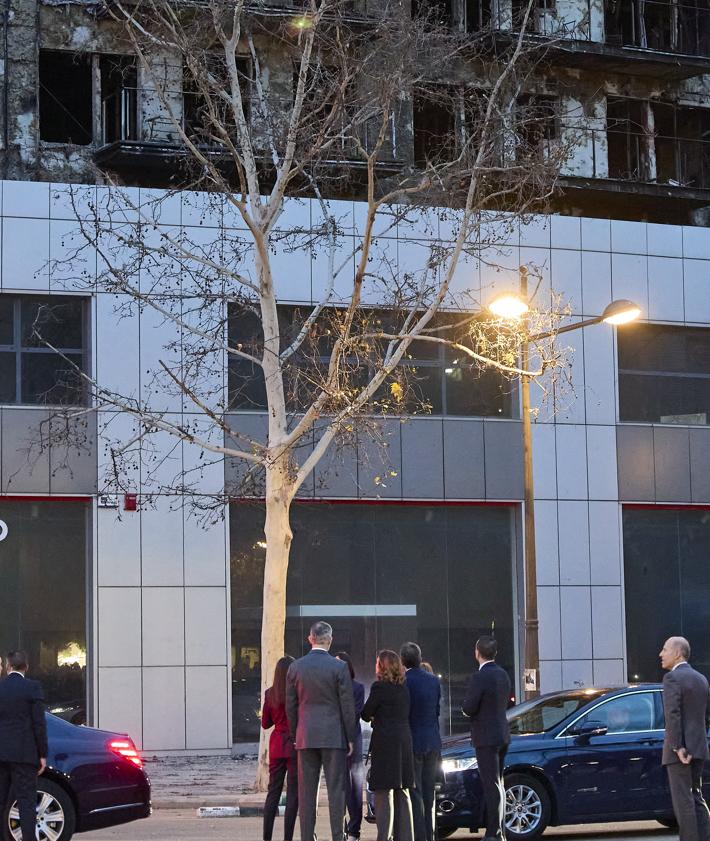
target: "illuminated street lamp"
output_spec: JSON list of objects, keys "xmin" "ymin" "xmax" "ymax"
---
[{"xmin": 489, "ymin": 269, "xmax": 641, "ymax": 699}]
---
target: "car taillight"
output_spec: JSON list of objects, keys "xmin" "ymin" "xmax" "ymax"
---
[{"xmin": 108, "ymin": 739, "xmax": 143, "ymax": 768}]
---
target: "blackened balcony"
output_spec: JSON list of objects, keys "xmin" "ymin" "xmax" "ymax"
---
[{"xmin": 93, "ymin": 86, "xmax": 403, "ymax": 179}]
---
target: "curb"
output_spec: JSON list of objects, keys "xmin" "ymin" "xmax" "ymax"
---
[
  {"xmin": 195, "ymin": 805, "xmax": 283, "ymax": 818},
  {"xmin": 153, "ymin": 799, "xmax": 275, "ymax": 815}
]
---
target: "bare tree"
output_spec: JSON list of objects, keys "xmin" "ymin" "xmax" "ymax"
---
[{"xmin": 45, "ymin": 0, "xmax": 581, "ymax": 785}]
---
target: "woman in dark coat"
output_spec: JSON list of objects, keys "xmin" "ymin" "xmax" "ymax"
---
[
  {"xmin": 361, "ymin": 649, "xmax": 415, "ymax": 841},
  {"xmin": 261, "ymin": 655, "xmax": 298, "ymax": 841}
]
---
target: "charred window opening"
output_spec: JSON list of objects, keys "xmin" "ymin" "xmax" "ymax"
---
[
  {"xmin": 39, "ymin": 51, "xmax": 92, "ymax": 145},
  {"xmin": 412, "ymin": 0, "xmax": 454, "ymax": 28},
  {"xmin": 465, "ymin": 0, "xmax": 492, "ymax": 32},
  {"xmin": 654, "ymin": 102, "xmax": 710, "ymax": 188},
  {"xmin": 183, "ymin": 56, "xmax": 252, "ymax": 144},
  {"xmin": 511, "ymin": 0, "xmax": 555, "ymax": 33},
  {"xmin": 100, "ymin": 56, "xmax": 138, "ymax": 144},
  {"xmin": 607, "ymin": 97, "xmax": 648, "ymax": 181},
  {"xmin": 413, "ymin": 90, "xmax": 456, "ymax": 168},
  {"xmin": 516, "ymin": 94, "xmax": 558, "ymax": 160},
  {"xmin": 607, "ymin": 97, "xmax": 710, "ymax": 188},
  {"xmin": 605, "ymin": 0, "xmax": 710, "ymax": 57}
]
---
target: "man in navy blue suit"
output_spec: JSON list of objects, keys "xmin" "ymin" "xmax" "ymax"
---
[
  {"xmin": 401, "ymin": 642, "xmax": 441, "ymax": 841},
  {"xmin": 0, "ymin": 650, "xmax": 48, "ymax": 841},
  {"xmin": 462, "ymin": 636, "xmax": 511, "ymax": 841}
]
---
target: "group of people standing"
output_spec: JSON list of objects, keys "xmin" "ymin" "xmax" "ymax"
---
[{"xmin": 261, "ymin": 620, "xmax": 512, "ymax": 841}]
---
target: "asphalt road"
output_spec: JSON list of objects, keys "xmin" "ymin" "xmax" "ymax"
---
[{"xmin": 80, "ymin": 810, "xmax": 676, "ymax": 841}]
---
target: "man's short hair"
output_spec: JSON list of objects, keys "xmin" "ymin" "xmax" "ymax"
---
[
  {"xmin": 309, "ymin": 621, "xmax": 333, "ymax": 645},
  {"xmin": 475, "ymin": 636, "xmax": 497, "ymax": 661},
  {"xmin": 6, "ymin": 650, "xmax": 28, "ymax": 671},
  {"xmin": 400, "ymin": 642, "xmax": 422, "ymax": 669},
  {"xmin": 671, "ymin": 636, "xmax": 691, "ymax": 660}
]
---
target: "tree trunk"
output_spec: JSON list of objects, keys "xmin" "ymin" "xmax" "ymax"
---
[{"xmin": 254, "ymin": 479, "xmax": 293, "ymax": 791}]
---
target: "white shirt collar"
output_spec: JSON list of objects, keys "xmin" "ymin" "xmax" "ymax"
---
[
  {"xmin": 672, "ymin": 661, "xmax": 688, "ymax": 671},
  {"xmin": 8, "ymin": 671, "xmax": 24, "ymax": 679},
  {"xmin": 478, "ymin": 660, "xmax": 495, "ymax": 670}
]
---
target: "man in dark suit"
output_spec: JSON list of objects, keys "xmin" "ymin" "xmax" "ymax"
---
[
  {"xmin": 286, "ymin": 621, "xmax": 357, "ymax": 841},
  {"xmin": 462, "ymin": 636, "xmax": 510, "ymax": 841},
  {"xmin": 0, "ymin": 650, "xmax": 48, "ymax": 841},
  {"xmin": 660, "ymin": 636, "xmax": 710, "ymax": 841},
  {"xmin": 401, "ymin": 642, "xmax": 441, "ymax": 841}
]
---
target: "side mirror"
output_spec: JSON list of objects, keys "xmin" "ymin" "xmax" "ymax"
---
[{"xmin": 569, "ymin": 721, "xmax": 608, "ymax": 740}]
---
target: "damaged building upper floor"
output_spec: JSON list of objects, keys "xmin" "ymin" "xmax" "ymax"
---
[{"xmin": 3, "ymin": 0, "xmax": 710, "ymax": 224}]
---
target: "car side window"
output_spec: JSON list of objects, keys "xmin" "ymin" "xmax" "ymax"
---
[{"xmin": 578, "ymin": 692, "xmax": 657, "ymax": 734}]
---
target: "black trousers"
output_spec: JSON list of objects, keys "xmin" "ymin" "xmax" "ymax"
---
[
  {"xmin": 263, "ymin": 754, "xmax": 298, "ymax": 841},
  {"xmin": 373, "ymin": 788, "xmax": 413, "ymax": 841},
  {"xmin": 476, "ymin": 745, "xmax": 508, "ymax": 840},
  {"xmin": 411, "ymin": 750, "xmax": 439, "ymax": 841},
  {"xmin": 297, "ymin": 747, "xmax": 347, "ymax": 841},
  {"xmin": 667, "ymin": 759, "xmax": 710, "ymax": 841},
  {"xmin": 0, "ymin": 761, "xmax": 37, "ymax": 841}
]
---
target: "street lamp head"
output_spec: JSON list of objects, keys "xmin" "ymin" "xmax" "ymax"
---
[
  {"xmin": 601, "ymin": 299, "xmax": 642, "ymax": 326},
  {"xmin": 488, "ymin": 292, "xmax": 530, "ymax": 320}
]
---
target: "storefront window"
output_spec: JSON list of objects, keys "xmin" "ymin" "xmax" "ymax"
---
[
  {"xmin": 230, "ymin": 501, "xmax": 517, "ymax": 743},
  {"xmin": 0, "ymin": 500, "xmax": 88, "ymax": 709},
  {"xmin": 623, "ymin": 506, "xmax": 710, "ymax": 683}
]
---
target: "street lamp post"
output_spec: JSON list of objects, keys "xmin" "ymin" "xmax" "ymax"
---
[{"xmin": 490, "ymin": 268, "xmax": 641, "ymax": 700}]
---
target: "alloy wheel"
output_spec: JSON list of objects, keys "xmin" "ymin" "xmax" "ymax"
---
[
  {"xmin": 505, "ymin": 782, "xmax": 544, "ymax": 836},
  {"xmin": 8, "ymin": 790, "xmax": 66, "ymax": 841}
]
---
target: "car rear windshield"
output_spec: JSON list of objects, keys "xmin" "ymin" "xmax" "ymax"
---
[{"xmin": 507, "ymin": 691, "xmax": 606, "ymax": 735}]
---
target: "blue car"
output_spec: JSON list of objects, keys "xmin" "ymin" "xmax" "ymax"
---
[
  {"xmin": 3, "ymin": 713, "xmax": 150, "ymax": 841},
  {"xmin": 437, "ymin": 685, "xmax": 701, "ymax": 840}
]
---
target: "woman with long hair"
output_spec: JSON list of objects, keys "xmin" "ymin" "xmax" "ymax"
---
[
  {"xmin": 361, "ymin": 650, "xmax": 415, "ymax": 841},
  {"xmin": 261, "ymin": 655, "xmax": 298, "ymax": 841},
  {"xmin": 336, "ymin": 651, "xmax": 366, "ymax": 841}
]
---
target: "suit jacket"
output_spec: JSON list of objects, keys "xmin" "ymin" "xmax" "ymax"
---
[
  {"xmin": 461, "ymin": 662, "xmax": 511, "ymax": 749},
  {"xmin": 405, "ymin": 666, "xmax": 442, "ymax": 755},
  {"xmin": 662, "ymin": 662, "xmax": 710, "ymax": 766},
  {"xmin": 0, "ymin": 672, "xmax": 48, "ymax": 766},
  {"xmin": 286, "ymin": 649, "xmax": 357, "ymax": 750}
]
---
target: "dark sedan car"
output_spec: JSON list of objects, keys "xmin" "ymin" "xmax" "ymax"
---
[
  {"xmin": 437, "ymin": 685, "xmax": 700, "ymax": 841},
  {"xmin": 3, "ymin": 713, "xmax": 150, "ymax": 841}
]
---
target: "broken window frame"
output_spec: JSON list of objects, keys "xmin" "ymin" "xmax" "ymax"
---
[
  {"xmin": 39, "ymin": 49, "xmax": 138, "ymax": 147},
  {"xmin": 183, "ymin": 54, "xmax": 253, "ymax": 147},
  {"xmin": 604, "ymin": 0, "xmax": 710, "ymax": 58}
]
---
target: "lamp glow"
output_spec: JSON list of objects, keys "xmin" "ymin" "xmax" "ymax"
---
[
  {"xmin": 601, "ymin": 299, "xmax": 641, "ymax": 325},
  {"xmin": 488, "ymin": 293, "xmax": 530, "ymax": 320}
]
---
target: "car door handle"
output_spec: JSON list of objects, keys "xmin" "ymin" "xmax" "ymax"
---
[{"xmin": 641, "ymin": 738, "xmax": 663, "ymax": 745}]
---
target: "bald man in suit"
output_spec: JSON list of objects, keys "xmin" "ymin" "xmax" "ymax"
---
[{"xmin": 660, "ymin": 636, "xmax": 710, "ymax": 841}]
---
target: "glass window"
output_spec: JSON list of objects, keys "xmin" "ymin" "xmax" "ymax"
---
[
  {"xmin": 575, "ymin": 692, "xmax": 659, "ymax": 734},
  {"xmin": 230, "ymin": 501, "xmax": 516, "ymax": 742},
  {"xmin": 508, "ymin": 690, "xmax": 605, "ymax": 735},
  {"xmin": 618, "ymin": 323, "xmax": 710, "ymax": 425},
  {"xmin": 0, "ymin": 296, "xmax": 87, "ymax": 406},
  {"xmin": 0, "ymin": 500, "xmax": 88, "ymax": 708},
  {"xmin": 228, "ymin": 304, "xmax": 515, "ymax": 418},
  {"xmin": 624, "ymin": 507, "xmax": 710, "ymax": 683}
]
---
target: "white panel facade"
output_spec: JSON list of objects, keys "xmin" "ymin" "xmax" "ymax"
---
[{"xmin": 3, "ymin": 178, "xmax": 710, "ymax": 747}]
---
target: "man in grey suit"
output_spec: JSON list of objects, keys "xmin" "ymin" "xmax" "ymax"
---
[
  {"xmin": 286, "ymin": 621, "xmax": 357, "ymax": 841},
  {"xmin": 660, "ymin": 636, "xmax": 710, "ymax": 841}
]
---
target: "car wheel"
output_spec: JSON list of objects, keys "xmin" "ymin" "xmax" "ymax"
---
[
  {"xmin": 6, "ymin": 779, "xmax": 76, "ymax": 841},
  {"xmin": 503, "ymin": 773, "xmax": 551, "ymax": 841},
  {"xmin": 657, "ymin": 817, "xmax": 678, "ymax": 829}
]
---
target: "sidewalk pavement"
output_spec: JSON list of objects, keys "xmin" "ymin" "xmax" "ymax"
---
[{"xmin": 146, "ymin": 754, "xmax": 268, "ymax": 811}]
